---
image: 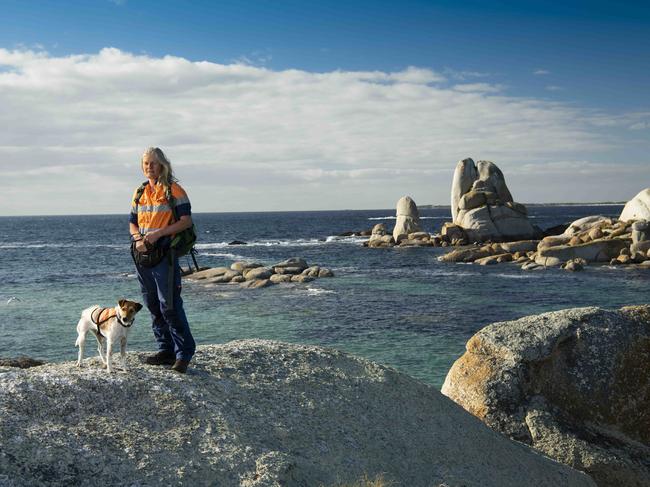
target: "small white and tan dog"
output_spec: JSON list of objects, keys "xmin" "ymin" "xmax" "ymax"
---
[{"xmin": 75, "ymin": 299, "xmax": 143, "ymax": 373}]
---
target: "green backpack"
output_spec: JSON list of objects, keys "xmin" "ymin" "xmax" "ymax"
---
[{"xmin": 134, "ymin": 181, "xmax": 198, "ymax": 258}]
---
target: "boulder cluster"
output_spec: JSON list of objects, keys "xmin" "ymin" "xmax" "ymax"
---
[
  {"xmin": 442, "ymin": 305, "xmax": 650, "ymax": 487},
  {"xmin": 365, "ymin": 222, "xmax": 465, "ymax": 249},
  {"xmin": 536, "ymin": 215, "xmax": 650, "ymax": 269},
  {"xmin": 186, "ymin": 258, "xmax": 334, "ymax": 289},
  {"xmin": 439, "ymin": 211, "xmax": 650, "ymax": 271},
  {"xmin": 365, "ymin": 196, "xmax": 467, "ymax": 249},
  {"xmin": 364, "ymin": 158, "xmax": 539, "ymax": 249}
]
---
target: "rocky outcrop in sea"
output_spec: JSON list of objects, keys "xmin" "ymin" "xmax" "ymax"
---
[
  {"xmin": 0, "ymin": 340, "xmax": 594, "ymax": 487},
  {"xmin": 438, "ymin": 210, "xmax": 650, "ymax": 271},
  {"xmin": 442, "ymin": 305, "xmax": 650, "ymax": 486},
  {"xmin": 365, "ymin": 196, "xmax": 457, "ymax": 249},
  {"xmin": 450, "ymin": 158, "xmax": 538, "ymax": 242},
  {"xmin": 392, "ymin": 195, "xmax": 422, "ymax": 243},
  {"xmin": 185, "ymin": 258, "xmax": 334, "ymax": 288},
  {"xmin": 620, "ymin": 188, "xmax": 650, "ymax": 222}
]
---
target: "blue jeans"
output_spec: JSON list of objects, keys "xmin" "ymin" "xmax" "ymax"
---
[{"xmin": 135, "ymin": 253, "xmax": 196, "ymax": 361}]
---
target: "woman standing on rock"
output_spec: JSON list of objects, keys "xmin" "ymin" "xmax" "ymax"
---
[{"xmin": 129, "ymin": 147, "xmax": 196, "ymax": 373}]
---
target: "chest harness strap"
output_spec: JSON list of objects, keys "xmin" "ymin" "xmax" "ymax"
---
[{"xmin": 91, "ymin": 307, "xmax": 130, "ymax": 336}]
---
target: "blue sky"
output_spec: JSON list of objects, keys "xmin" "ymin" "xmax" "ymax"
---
[
  {"xmin": 3, "ymin": 0, "xmax": 648, "ymax": 107},
  {"xmin": 1, "ymin": 0, "xmax": 649, "ymax": 214}
]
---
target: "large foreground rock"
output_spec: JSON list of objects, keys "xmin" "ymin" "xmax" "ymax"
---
[
  {"xmin": 0, "ymin": 341, "xmax": 593, "ymax": 487},
  {"xmin": 442, "ymin": 306, "xmax": 650, "ymax": 486}
]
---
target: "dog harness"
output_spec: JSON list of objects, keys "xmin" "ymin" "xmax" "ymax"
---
[{"xmin": 90, "ymin": 307, "xmax": 130, "ymax": 336}]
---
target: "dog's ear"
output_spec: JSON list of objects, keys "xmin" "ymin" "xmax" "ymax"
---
[
  {"xmin": 135, "ymin": 302, "xmax": 143, "ymax": 312},
  {"xmin": 118, "ymin": 299, "xmax": 126, "ymax": 308}
]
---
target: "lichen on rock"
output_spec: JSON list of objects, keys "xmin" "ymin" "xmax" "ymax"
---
[{"xmin": 442, "ymin": 305, "xmax": 650, "ymax": 486}]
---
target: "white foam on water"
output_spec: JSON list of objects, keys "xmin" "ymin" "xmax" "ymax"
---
[
  {"xmin": 305, "ymin": 287, "xmax": 336, "ymax": 295},
  {"xmin": 195, "ymin": 242, "xmax": 235, "ymax": 249},
  {"xmin": 367, "ymin": 216, "xmax": 447, "ymax": 220},
  {"xmin": 0, "ymin": 243, "xmax": 126, "ymax": 249},
  {"xmin": 494, "ymin": 273, "xmax": 541, "ymax": 279},
  {"xmin": 200, "ymin": 252, "xmax": 250, "ymax": 261},
  {"xmin": 430, "ymin": 271, "xmax": 480, "ymax": 277},
  {"xmin": 214, "ymin": 292, "xmax": 237, "ymax": 298},
  {"xmin": 332, "ymin": 266, "xmax": 360, "ymax": 273},
  {"xmin": 325, "ymin": 235, "xmax": 368, "ymax": 244},
  {"xmin": 196, "ymin": 238, "xmax": 328, "ymax": 249}
]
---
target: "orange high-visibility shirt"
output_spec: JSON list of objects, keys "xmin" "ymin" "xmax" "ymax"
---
[{"xmin": 129, "ymin": 182, "xmax": 191, "ymax": 234}]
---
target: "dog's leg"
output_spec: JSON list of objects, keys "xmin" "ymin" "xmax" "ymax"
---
[
  {"xmin": 95, "ymin": 334, "xmax": 107, "ymax": 367},
  {"xmin": 120, "ymin": 336, "xmax": 128, "ymax": 371},
  {"xmin": 106, "ymin": 337, "xmax": 113, "ymax": 373},
  {"xmin": 76, "ymin": 333, "xmax": 85, "ymax": 367},
  {"xmin": 75, "ymin": 319, "xmax": 86, "ymax": 367}
]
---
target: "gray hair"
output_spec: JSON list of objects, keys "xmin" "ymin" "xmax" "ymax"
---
[{"xmin": 141, "ymin": 147, "xmax": 177, "ymax": 187}]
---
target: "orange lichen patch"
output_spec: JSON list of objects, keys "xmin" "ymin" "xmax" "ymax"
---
[
  {"xmin": 466, "ymin": 335, "xmax": 483, "ymax": 353},
  {"xmin": 445, "ymin": 351, "xmax": 499, "ymax": 420}
]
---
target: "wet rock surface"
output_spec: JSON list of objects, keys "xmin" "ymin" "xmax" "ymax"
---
[{"xmin": 0, "ymin": 340, "xmax": 593, "ymax": 487}]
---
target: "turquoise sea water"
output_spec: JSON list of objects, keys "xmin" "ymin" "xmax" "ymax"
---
[{"xmin": 1, "ymin": 205, "xmax": 648, "ymax": 387}]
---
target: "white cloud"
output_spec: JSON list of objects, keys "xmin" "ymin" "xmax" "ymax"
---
[
  {"xmin": 545, "ymin": 85, "xmax": 564, "ymax": 91},
  {"xmin": 629, "ymin": 121, "xmax": 649, "ymax": 130},
  {"xmin": 452, "ymin": 83, "xmax": 504, "ymax": 93},
  {"xmin": 534, "ymin": 69, "xmax": 550, "ymax": 75},
  {"xmin": 443, "ymin": 68, "xmax": 492, "ymax": 81},
  {"xmin": 0, "ymin": 47, "xmax": 645, "ymax": 214}
]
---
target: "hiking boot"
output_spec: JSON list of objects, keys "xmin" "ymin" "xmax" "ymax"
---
[
  {"xmin": 171, "ymin": 359, "xmax": 189, "ymax": 374},
  {"xmin": 145, "ymin": 351, "xmax": 176, "ymax": 366}
]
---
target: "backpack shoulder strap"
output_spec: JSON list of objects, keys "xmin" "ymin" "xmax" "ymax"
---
[
  {"xmin": 133, "ymin": 181, "xmax": 149, "ymax": 205},
  {"xmin": 165, "ymin": 184, "xmax": 179, "ymax": 222},
  {"xmin": 165, "ymin": 184, "xmax": 176, "ymax": 207}
]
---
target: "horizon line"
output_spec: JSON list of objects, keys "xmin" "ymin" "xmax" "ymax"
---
[{"xmin": 2, "ymin": 201, "xmax": 626, "ymax": 218}]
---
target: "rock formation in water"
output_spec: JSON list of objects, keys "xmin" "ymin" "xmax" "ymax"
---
[
  {"xmin": 620, "ymin": 188, "xmax": 650, "ymax": 222},
  {"xmin": 367, "ymin": 223, "xmax": 394, "ymax": 248},
  {"xmin": 0, "ymin": 340, "xmax": 594, "ymax": 487},
  {"xmin": 186, "ymin": 258, "xmax": 334, "ymax": 288},
  {"xmin": 450, "ymin": 158, "xmax": 537, "ymax": 242},
  {"xmin": 442, "ymin": 305, "xmax": 650, "ymax": 486},
  {"xmin": 438, "ymin": 210, "xmax": 650, "ymax": 270},
  {"xmin": 392, "ymin": 196, "xmax": 422, "ymax": 243}
]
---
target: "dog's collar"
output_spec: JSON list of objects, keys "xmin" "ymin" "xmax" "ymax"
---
[{"xmin": 117, "ymin": 314, "xmax": 134, "ymax": 328}]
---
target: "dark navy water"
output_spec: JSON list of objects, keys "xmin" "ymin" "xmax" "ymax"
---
[{"xmin": 1, "ymin": 205, "xmax": 648, "ymax": 387}]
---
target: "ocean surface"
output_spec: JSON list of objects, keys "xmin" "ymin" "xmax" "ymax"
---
[{"xmin": 1, "ymin": 205, "xmax": 648, "ymax": 387}]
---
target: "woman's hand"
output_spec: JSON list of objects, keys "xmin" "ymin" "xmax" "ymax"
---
[
  {"xmin": 144, "ymin": 230, "xmax": 162, "ymax": 247},
  {"xmin": 135, "ymin": 239, "xmax": 148, "ymax": 252}
]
